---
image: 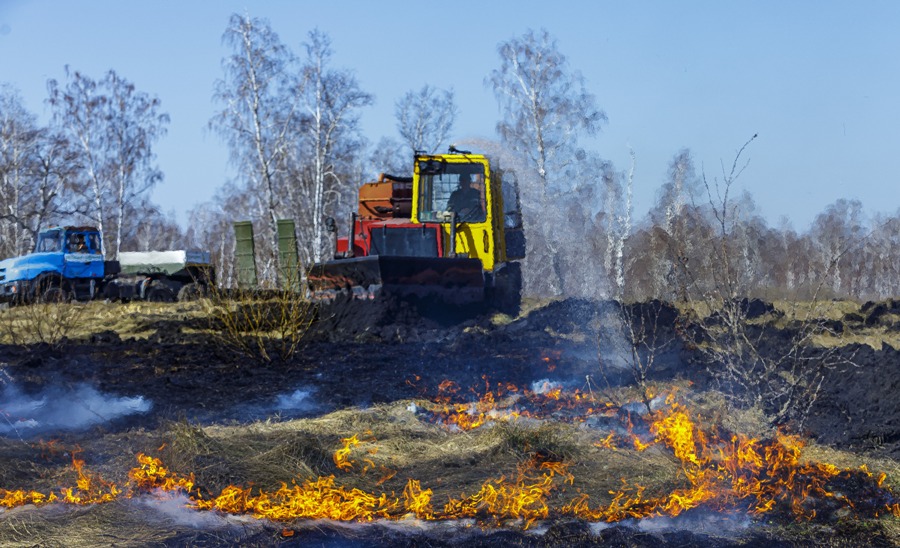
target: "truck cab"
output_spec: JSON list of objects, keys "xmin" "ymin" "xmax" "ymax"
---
[{"xmin": 0, "ymin": 226, "xmax": 107, "ymax": 303}]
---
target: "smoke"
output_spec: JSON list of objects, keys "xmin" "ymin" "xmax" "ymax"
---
[
  {"xmin": 131, "ymin": 493, "xmax": 260, "ymax": 530},
  {"xmin": 589, "ymin": 509, "xmax": 751, "ymax": 536},
  {"xmin": 289, "ymin": 517, "xmax": 507, "ymax": 545},
  {"xmin": 530, "ymin": 378, "xmax": 562, "ymax": 395},
  {"xmin": 0, "ymin": 364, "xmax": 12, "ymax": 386},
  {"xmin": 636, "ymin": 509, "xmax": 751, "ymax": 534},
  {"xmin": 274, "ymin": 387, "xmax": 317, "ymax": 413},
  {"xmin": 0, "ymin": 382, "xmax": 151, "ymax": 435},
  {"xmin": 228, "ymin": 386, "xmax": 322, "ymax": 423}
]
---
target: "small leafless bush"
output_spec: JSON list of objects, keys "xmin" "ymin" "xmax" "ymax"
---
[
  {"xmin": 597, "ymin": 300, "xmax": 678, "ymax": 412},
  {"xmin": 685, "ymin": 297, "xmax": 856, "ymax": 427},
  {"xmin": 674, "ymin": 136, "xmax": 857, "ymax": 427},
  {"xmin": 0, "ymin": 300, "xmax": 88, "ymax": 348},
  {"xmin": 201, "ymin": 268, "xmax": 315, "ymax": 363}
]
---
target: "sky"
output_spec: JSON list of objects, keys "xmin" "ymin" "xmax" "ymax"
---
[{"xmin": 1, "ymin": 1, "xmax": 899, "ymax": 230}]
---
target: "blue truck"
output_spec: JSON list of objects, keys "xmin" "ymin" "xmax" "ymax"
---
[{"xmin": 0, "ymin": 226, "xmax": 213, "ymax": 304}]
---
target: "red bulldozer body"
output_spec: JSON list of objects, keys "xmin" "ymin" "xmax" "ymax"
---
[{"xmin": 308, "ymin": 150, "xmax": 524, "ymax": 315}]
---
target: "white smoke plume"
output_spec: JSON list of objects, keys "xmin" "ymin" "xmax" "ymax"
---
[
  {"xmin": 274, "ymin": 387, "xmax": 317, "ymax": 413},
  {"xmin": 636, "ymin": 509, "xmax": 751, "ymax": 534},
  {"xmin": 530, "ymin": 378, "xmax": 563, "ymax": 394},
  {"xmin": 131, "ymin": 493, "xmax": 260, "ymax": 530},
  {"xmin": 0, "ymin": 382, "xmax": 151, "ymax": 435},
  {"xmin": 589, "ymin": 509, "xmax": 751, "ymax": 536}
]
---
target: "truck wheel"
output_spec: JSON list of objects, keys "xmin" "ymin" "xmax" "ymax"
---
[
  {"xmin": 40, "ymin": 286, "xmax": 69, "ymax": 304},
  {"xmin": 35, "ymin": 278, "xmax": 69, "ymax": 304},
  {"xmin": 147, "ymin": 286, "xmax": 175, "ymax": 303},
  {"xmin": 177, "ymin": 283, "xmax": 204, "ymax": 302}
]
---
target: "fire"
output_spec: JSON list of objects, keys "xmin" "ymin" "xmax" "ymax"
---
[
  {"xmin": 331, "ymin": 431, "xmax": 395, "ymax": 481},
  {"xmin": 443, "ymin": 469, "xmax": 554, "ymax": 528},
  {"xmin": 1, "ymin": 452, "xmax": 122, "ymax": 508},
  {"xmin": 192, "ymin": 476, "xmax": 400, "ymax": 521},
  {"xmin": 61, "ymin": 455, "xmax": 123, "ymax": 504},
  {"xmin": 129, "ymin": 452, "xmax": 196, "ymax": 495},
  {"xmin": 1, "ymin": 489, "xmax": 58, "ymax": 508},
  {"xmin": 562, "ymin": 402, "xmax": 900, "ymax": 522},
  {"xmin": 1, "ymin": 391, "xmax": 899, "ymax": 530},
  {"xmin": 403, "ymin": 479, "xmax": 434, "ymax": 519},
  {"xmin": 333, "ymin": 434, "xmax": 361, "ymax": 471},
  {"xmin": 423, "ymin": 378, "xmax": 616, "ymax": 431},
  {"xmin": 594, "ymin": 432, "xmax": 616, "ymax": 449}
]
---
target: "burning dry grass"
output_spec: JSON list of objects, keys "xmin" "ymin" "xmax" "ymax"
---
[
  {"xmin": 3, "ymin": 298, "xmax": 899, "ymax": 544},
  {"xmin": 2, "ymin": 383, "xmax": 899, "ymax": 546}
]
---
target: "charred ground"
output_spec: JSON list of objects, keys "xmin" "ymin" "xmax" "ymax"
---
[{"xmin": 1, "ymin": 297, "xmax": 900, "ymax": 546}]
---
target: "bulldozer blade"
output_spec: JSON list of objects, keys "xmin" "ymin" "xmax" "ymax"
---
[{"xmin": 308, "ymin": 255, "xmax": 485, "ymax": 305}]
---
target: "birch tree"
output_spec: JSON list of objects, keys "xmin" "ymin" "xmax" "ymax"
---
[
  {"xmin": 26, "ymin": 129, "xmax": 79, "ymax": 246},
  {"xmin": 104, "ymin": 72, "xmax": 168, "ymax": 258},
  {"xmin": 487, "ymin": 29, "xmax": 606, "ymax": 295},
  {"xmin": 0, "ymin": 86, "xmax": 41, "ymax": 256},
  {"xmin": 488, "ymin": 29, "xmax": 605, "ymax": 193},
  {"xmin": 810, "ymin": 199, "xmax": 867, "ymax": 296},
  {"xmin": 368, "ymin": 136, "xmax": 409, "ymax": 176},
  {"xmin": 212, "ymin": 13, "xmax": 298, "ymax": 284},
  {"xmin": 604, "ymin": 150, "xmax": 633, "ymax": 296},
  {"xmin": 296, "ymin": 29, "xmax": 372, "ymax": 264},
  {"xmin": 47, "ymin": 67, "xmax": 168, "ymax": 258},
  {"xmin": 186, "ymin": 188, "xmax": 248, "ymax": 290},
  {"xmin": 395, "ymin": 85, "xmax": 456, "ymax": 154},
  {"xmin": 0, "ymin": 86, "xmax": 80, "ymax": 256}
]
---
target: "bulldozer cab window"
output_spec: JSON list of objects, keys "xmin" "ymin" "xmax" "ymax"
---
[{"xmin": 418, "ymin": 164, "xmax": 486, "ymax": 223}]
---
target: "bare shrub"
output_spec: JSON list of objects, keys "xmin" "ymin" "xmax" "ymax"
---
[
  {"xmin": 597, "ymin": 300, "xmax": 679, "ymax": 412},
  {"xmin": 685, "ymin": 297, "xmax": 855, "ymax": 427},
  {"xmin": 674, "ymin": 136, "xmax": 856, "ymax": 427},
  {"xmin": 0, "ymin": 300, "xmax": 88, "ymax": 348},
  {"xmin": 201, "ymin": 267, "xmax": 315, "ymax": 363}
]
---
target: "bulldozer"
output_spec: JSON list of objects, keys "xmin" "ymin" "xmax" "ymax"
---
[{"xmin": 308, "ymin": 148, "xmax": 525, "ymax": 316}]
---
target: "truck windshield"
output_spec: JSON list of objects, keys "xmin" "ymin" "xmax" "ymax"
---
[
  {"xmin": 417, "ymin": 163, "xmax": 486, "ymax": 223},
  {"xmin": 36, "ymin": 232, "xmax": 62, "ymax": 252}
]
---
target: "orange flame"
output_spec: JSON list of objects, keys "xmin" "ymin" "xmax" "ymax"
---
[
  {"xmin": 2, "ymin": 395, "xmax": 899, "ymax": 529},
  {"xmin": 333, "ymin": 434, "xmax": 361, "ymax": 471}
]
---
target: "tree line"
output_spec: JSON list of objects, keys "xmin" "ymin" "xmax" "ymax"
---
[
  {"xmin": 1, "ymin": 17, "xmax": 898, "ymax": 301},
  {"xmin": 0, "ymin": 70, "xmax": 179, "ymax": 260}
]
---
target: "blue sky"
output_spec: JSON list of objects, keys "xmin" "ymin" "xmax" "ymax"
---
[{"xmin": 1, "ymin": 1, "xmax": 898, "ymax": 230}]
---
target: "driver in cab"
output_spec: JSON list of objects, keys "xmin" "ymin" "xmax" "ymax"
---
[
  {"xmin": 446, "ymin": 173, "xmax": 485, "ymax": 222},
  {"xmin": 69, "ymin": 234, "xmax": 88, "ymax": 253}
]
